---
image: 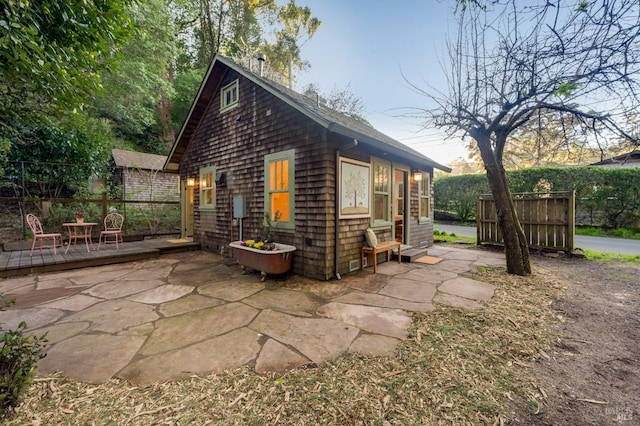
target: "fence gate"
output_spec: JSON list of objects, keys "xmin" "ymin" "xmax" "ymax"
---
[{"xmin": 477, "ymin": 191, "xmax": 575, "ymax": 252}]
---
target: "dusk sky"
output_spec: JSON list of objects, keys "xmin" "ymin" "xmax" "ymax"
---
[{"xmin": 293, "ymin": 0, "xmax": 468, "ymax": 165}]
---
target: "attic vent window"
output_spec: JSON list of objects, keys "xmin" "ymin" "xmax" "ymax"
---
[{"xmin": 220, "ymin": 79, "xmax": 239, "ymax": 113}]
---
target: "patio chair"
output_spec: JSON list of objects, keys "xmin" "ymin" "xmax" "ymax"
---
[
  {"xmin": 98, "ymin": 213, "xmax": 124, "ymax": 250},
  {"xmin": 26, "ymin": 213, "xmax": 62, "ymax": 256}
]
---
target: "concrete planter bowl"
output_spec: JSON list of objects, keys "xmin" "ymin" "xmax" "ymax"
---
[{"xmin": 229, "ymin": 241, "xmax": 296, "ymax": 281}]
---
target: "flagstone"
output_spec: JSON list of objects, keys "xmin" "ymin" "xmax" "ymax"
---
[
  {"xmin": 84, "ymin": 279, "xmax": 165, "ymax": 299},
  {"xmin": 60, "ymin": 299, "xmax": 159, "ymax": 333},
  {"xmin": 198, "ymin": 280, "xmax": 264, "ymax": 301},
  {"xmin": 399, "ymin": 268, "xmax": 458, "ymax": 284},
  {"xmin": 379, "ymin": 278, "xmax": 438, "ymax": 303},
  {"xmin": 332, "ymin": 291, "xmax": 435, "ymax": 312},
  {"xmin": 250, "ymin": 310, "xmax": 359, "ymax": 365},
  {"xmin": 243, "ymin": 288, "xmax": 320, "ymax": 317},
  {"xmin": 255, "ymin": 338, "xmax": 311, "ymax": 374},
  {"xmin": 439, "ymin": 277, "xmax": 495, "ymax": 301},
  {"xmin": 121, "ymin": 265, "xmax": 173, "ymax": 281},
  {"xmin": 317, "ymin": 302, "xmax": 411, "ymax": 339},
  {"xmin": 39, "ymin": 293, "xmax": 101, "ymax": 311},
  {"xmin": 0, "ymin": 307, "xmax": 64, "ymax": 331},
  {"xmin": 31, "ymin": 321, "xmax": 90, "ymax": 345},
  {"xmin": 159, "ymin": 294, "xmax": 224, "ymax": 317},
  {"xmin": 38, "ymin": 334, "xmax": 145, "ymax": 383},
  {"xmin": 433, "ymin": 292, "xmax": 484, "ymax": 310},
  {"xmin": 127, "ymin": 284, "xmax": 194, "ymax": 304},
  {"xmin": 140, "ymin": 302, "xmax": 259, "ymax": 355},
  {"xmin": 119, "ymin": 327, "xmax": 261, "ymax": 385}
]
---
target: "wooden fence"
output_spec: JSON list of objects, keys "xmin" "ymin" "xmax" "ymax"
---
[{"xmin": 477, "ymin": 191, "xmax": 575, "ymax": 252}]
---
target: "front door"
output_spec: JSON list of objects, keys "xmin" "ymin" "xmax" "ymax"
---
[
  {"xmin": 393, "ymin": 169, "xmax": 408, "ymax": 244},
  {"xmin": 181, "ymin": 179, "xmax": 194, "ymax": 238}
]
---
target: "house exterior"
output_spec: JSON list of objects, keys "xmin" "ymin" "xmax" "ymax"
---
[
  {"xmin": 112, "ymin": 148, "xmax": 179, "ymax": 202},
  {"xmin": 590, "ymin": 150, "xmax": 640, "ymax": 168},
  {"xmin": 165, "ymin": 55, "xmax": 450, "ymax": 280}
]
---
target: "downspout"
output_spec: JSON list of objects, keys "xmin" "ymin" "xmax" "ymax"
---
[
  {"xmin": 335, "ymin": 149, "xmax": 341, "ymax": 280},
  {"xmin": 335, "ymin": 139, "xmax": 359, "ymax": 280}
]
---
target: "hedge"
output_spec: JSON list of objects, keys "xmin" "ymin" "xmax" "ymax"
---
[{"xmin": 434, "ymin": 167, "xmax": 640, "ymax": 228}]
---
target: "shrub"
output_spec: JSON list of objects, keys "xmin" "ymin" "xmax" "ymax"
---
[
  {"xmin": 435, "ymin": 167, "xmax": 640, "ymax": 229},
  {"xmin": 0, "ymin": 294, "xmax": 47, "ymax": 417}
]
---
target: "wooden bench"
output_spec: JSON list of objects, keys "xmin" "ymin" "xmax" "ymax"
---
[{"xmin": 360, "ymin": 241, "xmax": 402, "ymax": 273}]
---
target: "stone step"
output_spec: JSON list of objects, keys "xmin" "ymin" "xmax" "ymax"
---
[{"xmin": 399, "ymin": 247, "xmax": 429, "ymax": 263}]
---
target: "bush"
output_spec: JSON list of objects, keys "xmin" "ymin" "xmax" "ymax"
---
[
  {"xmin": 434, "ymin": 174, "xmax": 489, "ymax": 222},
  {"xmin": 435, "ymin": 167, "xmax": 640, "ymax": 229},
  {"xmin": 0, "ymin": 294, "xmax": 47, "ymax": 417}
]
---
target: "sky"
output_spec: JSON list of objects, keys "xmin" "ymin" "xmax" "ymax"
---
[{"xmin": 291, "ymin": 0, "xmax": 468, "ymax": 166}]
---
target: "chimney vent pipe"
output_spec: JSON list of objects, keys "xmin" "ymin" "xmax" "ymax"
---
[{"xmin": 257, "ymin": 53, "xmax": 266, "ymax": 77}]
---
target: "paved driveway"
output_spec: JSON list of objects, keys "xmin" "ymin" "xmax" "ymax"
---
[
  {"xmin": 435, "ymin": 223, "xmax": 640, "ymax": 255},
  {"xmin": 0, "ymin": 246, "xmax": 504, "ymax": 385}
]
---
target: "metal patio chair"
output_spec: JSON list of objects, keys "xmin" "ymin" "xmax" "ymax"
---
[
  {"xmin": 26, "ymin": 213, "xmax": 62, "ymax": 256},
  {"xmin": 98, "ymin": 213, "xmax": 124, "ymax": 250}
]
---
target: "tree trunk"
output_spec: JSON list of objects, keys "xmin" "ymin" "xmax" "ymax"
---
[
  {"xmin": 157, "ymin": 66, "xmax": 175, "ymax": 152},
  {"xmin": 475, "ymin": 133, "xmax": 531, "ymax": 276},
  {"xmin": 157, "ymin": 93, "xmax": 175, "ymax": 151}
]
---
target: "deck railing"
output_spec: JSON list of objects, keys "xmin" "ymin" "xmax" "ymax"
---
[{"xmin": 1, "ymin": 194, "xmax": 180, "ymax": 244}]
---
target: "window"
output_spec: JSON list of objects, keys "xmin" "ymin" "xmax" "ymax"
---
[
  {"xmin": 264, "ymin": 149, "xmax": 295, "ymax": 230},
  {"xmin": 372, "ymin": 159, "xmax": 391, "ymax": 226},
  {"xmin": 199, "ymin": 165, "xmax": 216, "ymax": 210},
  {"xmin": 419, "ymin": 172, "xmax": 431, "ymax": 223},
  {"xmin": 220, "ymin": 79, "xmax": 239, "ymax": 113}
]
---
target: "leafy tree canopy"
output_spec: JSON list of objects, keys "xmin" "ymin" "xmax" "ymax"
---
[
  {"xmin": 0, "ymin": 0, "xmax": 139, "ymax": 129},
  {"xmin": 5, "ymin": 115, "xmax": 113, "ymax": 198}
]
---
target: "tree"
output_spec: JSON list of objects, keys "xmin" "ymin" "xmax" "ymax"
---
[
  {"xmin": 259, "ymin": 0, "xmax": 321, "ymax": 86},
  {"xmin": 416, "ymin": 0, "xmax": 640, "ymax": 275},
  {"xmin": 0, "ymin": 0, "xmax": 138, "ymax": 128},
  {"xmin": 92, "ymin": 0, "xmax": 178, "ymax": 153},
  {"xmin": 302, "ymin": 83, "xmax": 370, "ymax": 125},
  {"xmin": 5, "ymin": 117, "xmax": 112, "ymax": 199},
  {"xmin": 343, "ymin": 170, "xmax": 367, "ymax": 212},
  {"xmin": 466, "ymin": 111, "xmax": 605, "ymax": 169}
]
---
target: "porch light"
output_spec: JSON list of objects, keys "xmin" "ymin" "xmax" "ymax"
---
[
  {"xmin": 187, "ymin": 177, "xmax": 196, "ymax": 187},
  {"xmin": 413, "ymin": 170, "xmax": 422, "ymax": 181}
]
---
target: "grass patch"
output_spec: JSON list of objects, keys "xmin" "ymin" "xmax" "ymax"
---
[
  {"xmin": 582, "ymin": 249, "xmax": 640, "ymax": 266},
  {"xmin": 576, "ymin": 226, "xmax": 640, "ymax": 240},
  {"xmin": 6, "ymin": 265, "xmax": 564, "ymax": 425},
  {"xmin": 434, "ymin": 229, "xmax": 476, "ymax": 245}
]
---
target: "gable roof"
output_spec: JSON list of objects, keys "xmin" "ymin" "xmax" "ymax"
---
[
  {"xmin": 112, "ymin": 149, "xmax": 169, "ymax": 171},
  {"xmin": 165, "ymin": 55, "xmax": 451, "ymax": 173},
  {"xmin": 590, "ymin": 150, "xmax": 640, "ymax": 167}
]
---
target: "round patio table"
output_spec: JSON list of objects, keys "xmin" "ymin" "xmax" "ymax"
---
[{"xmin": 63, "ymin": 222, "xmax": 98, "ymax": 254}]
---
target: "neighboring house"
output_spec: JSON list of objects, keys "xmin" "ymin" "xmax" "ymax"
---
[
  {"xmin": 590, "ymin": 150, "xmax": 640, "ymax": 168},
  {"xmin": 164, "ymin": 55, "xmax": 450, "ymax": 280},
  {"xmin": 112, "ymin": 149, "xmax": 179, "ymax": 202}
]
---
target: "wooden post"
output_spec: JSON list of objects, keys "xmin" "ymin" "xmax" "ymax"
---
[
  {"xmin": 568, "ymin": 190, "xmax": 575, "ymax": 251},
  {"xmin": 102, "ymin": 192, "xmax": 108, "ymax": 223}
]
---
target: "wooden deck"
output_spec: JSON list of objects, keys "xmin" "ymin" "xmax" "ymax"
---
[{"xmin": 0, "ymin": 238, "xmax": 201, "ymax": 279}]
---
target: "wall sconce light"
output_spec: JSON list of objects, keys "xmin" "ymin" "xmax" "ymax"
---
[
  {"xmin": 413, "ymin": 170, "xmax": 423, "ymax": 181},
  {"xmin": 187, "ymin": 177, "xmax": 196, "ymax": 187}
]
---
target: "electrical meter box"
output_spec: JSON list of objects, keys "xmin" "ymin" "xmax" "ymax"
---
[{"xmin": 233, "ymin": 196, "xmax": 246, "ymax": 219}]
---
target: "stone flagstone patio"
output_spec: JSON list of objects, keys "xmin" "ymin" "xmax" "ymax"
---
[{"xmin": 0, "ymin": 246, "xmax": 505, "ymax": 385}]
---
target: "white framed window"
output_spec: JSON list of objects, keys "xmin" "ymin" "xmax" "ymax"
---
[
  {"xmin": 220, "ymin": 79, "xmax": 239, "ymax": 113},
  {"xmin": 199, "ymin": 165, "xmax": 216, "ymax": 210},
  {"xmin": 418, "ymin": 172, "xmax": 431, "ymax": 223},
  {"xmin": 372, "ymin": 158, "xmax": 391, "ymax": 227},
  {"xmin": 264, "ymin": 149, "xmax": 295, "ymax": 230}
]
